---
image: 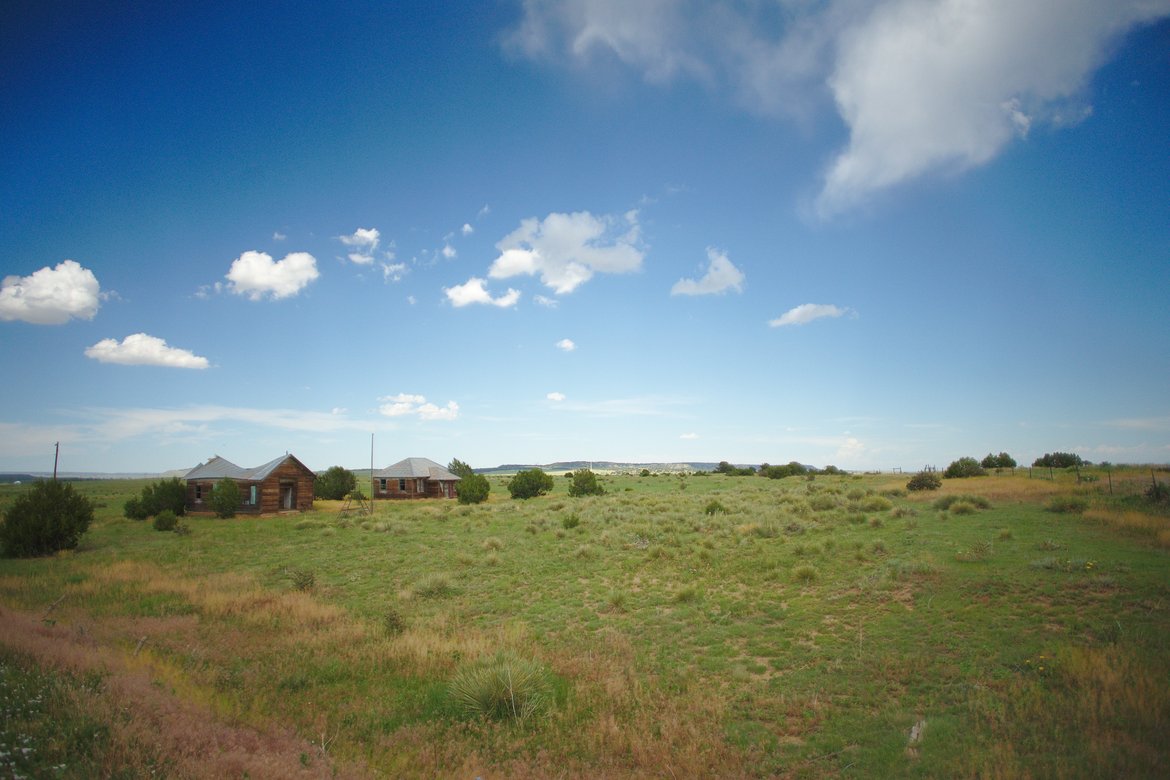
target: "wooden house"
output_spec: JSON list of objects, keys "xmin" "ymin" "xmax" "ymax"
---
[
  {"xmin": 184, "ymin": 454, "xmax": 315, "ymax": 514},
  {"xmin": 372, "ymin": 457, "xmax": 460, "ymax": 499}
]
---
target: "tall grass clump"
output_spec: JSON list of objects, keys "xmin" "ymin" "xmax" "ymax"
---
[
  {"xmin": 415, "ymin": 573, "xmax": 456, "ymax": 598},
  {"xmin": 1047, "ymin": 495, "xmax": 1089, "ymax": 514},
  {"xmin": 448, "ymin": 652, "xmax": 552, "ymax": 722},
  {"xmin": 934, "ymin": 495, "xmax": 991, "ymax": 512}
]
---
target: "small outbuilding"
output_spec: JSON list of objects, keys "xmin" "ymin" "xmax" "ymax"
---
[
  {"xmin": 372, "ymin": 457, "xmax": 460, "ymax": 499},
  {"xmin": 184, "ymin": 454, "xmax": 315, "ymax": 514}
]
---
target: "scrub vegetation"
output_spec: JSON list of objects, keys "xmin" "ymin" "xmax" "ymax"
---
[{"xmin": 1, "ymin": 467, "xmax": 1168, "ymax": 777}]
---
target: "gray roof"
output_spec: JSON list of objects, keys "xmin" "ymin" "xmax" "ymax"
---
[
  {"xmin": 184, "ymin": 454, "xmax": 299, "ymax": 481},
  {"xmin": 373, "ymin": 457, "xmax": 460, "ymax": 482}
]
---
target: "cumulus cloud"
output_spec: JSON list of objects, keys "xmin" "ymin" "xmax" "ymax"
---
[
  {"xmin": 547, "ymin": 392, "xmax": 566, "ymax": 402},
  {"xmin": 556, "ymin": 338, "xmax": 576, "ymax": 352},
  {"xmin": 0, "ymin": 260, "xmax": 102, "ymax": 324},
  {"xmin": 769, "ymin": 303, "xmax": 850, "ymax": 327},
  {"xmin": 505, "ymin": 1, "xmax": 1170, "ymax": 216},
  {"xmin": 671, "ymin": 247, "xmax": 745, "ymax": 296},
  {"xmin": 338, "ymin": 227, "xmax": 380, "ymax": 265},
  {"xmin": 441, "ymin": 244, "xmax": 457, "ymax": 260},
  {"xmin": 444, "ymin": 277, "xmax": 521, "ymax": 308},
  {"xmin": 489, "ymin": 210, "xmax": 644, "ymax": 294},
  {"xmin": 84, "ymin": 333, "xmax": 209, "ymax": 369},
  {"xmin": 378, "ymin": 393, "xmax": 459, "ymax": 421},
  {"xmin": 381, "ymin": 262, "xmax": 408, "ymax": 282},
  {"xmin": 461, "ymin": 223, "xmax": 474, "ymax": 236},
  {"xmin": 226, "ymin": 251, "xmax": 319, "ymax": 300}
]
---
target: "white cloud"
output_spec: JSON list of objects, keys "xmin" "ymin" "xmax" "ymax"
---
[
  {"xmin": 680, "ymin": 432, "xmax": 699, "ymax": 440},
  {"xmin": 225, "ymin": 251, "xmax": 319, "ymax": 300},
  {"xmin": 556, "ymin": 338, "xmax": 576, "ymax": 352},
  {"xmin": 671, "ymin": 247, "xmax": 745, "ymax": 296},
  {"xmin": 84, "ymin": 333, "xmax": 209, "ymax": 369},
  {"xmin": 547, "ymin": 392, "xmax": 566, "ymax": 402},
  {"xmin": 461, "ymin": 223, "xmax": 474, "ymax": 236},
  {"xmin": 506, "ymin": 1, "xmax": 1170, "ymax": 216},
  {"xmin": 769, "ymin": 303, "xmax": 850, "ymax": 327},
  {"xmin": 381, "ymin": 262, "xmax": 407, "ymax": 282},
  {"xmin": 273, "ymin": 231, "xmax": 287, "ymax": 241},
  {"xmin": 0, "ymin": 260, "xmax": 102, "ymax": 325},
  {"xmin": 338, "ymin": 227, "xmax": 381, "ymax": 265},
  {"xmin": 444, "ymin": 277, "xmax": 521, "ymax": 308},
  {"xmin": 441, "ymin": 244, "xmax": 457, "ymax": 259},
  {"xmin": 534, "ymin": 295, "xmax": 559, "ymax": 308},
  {"xmin": 489, "ymin": 210, "xmax": 644, "ymax": 294},
  {"xmin": 477, "ymin": 204, "xmax": 491, "ymax": 218},
  {"xmin": 378, "ymin": 393, "xmax": 459, "ymax": 421}
]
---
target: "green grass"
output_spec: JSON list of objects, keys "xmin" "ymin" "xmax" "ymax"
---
[{"xmin": 1, "ymin": 471, "xmax": 1169, "ymax": 776}]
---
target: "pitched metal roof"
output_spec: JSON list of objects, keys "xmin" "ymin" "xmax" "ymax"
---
[
  {"xmin": 184, "ymin": 454, "xmax": 303, "ymax": 481},
  {"xmin": 373, "ymin": 457, "xmax": 460, "ymax": 481}
]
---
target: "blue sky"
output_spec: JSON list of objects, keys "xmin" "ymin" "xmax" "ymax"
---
[{"xmin": 2, "ymin": 1, "xmax": 1169, "ymax": 474}]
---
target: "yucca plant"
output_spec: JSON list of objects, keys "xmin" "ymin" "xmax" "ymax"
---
[{"xmin": 448, "ymin": 652, "xmax": 552, "ymax": 722}]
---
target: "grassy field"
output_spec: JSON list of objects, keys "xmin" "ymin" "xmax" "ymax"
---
[{"xmin": 1, "ymin": 469, "xmax": 1168, "ymax": 778}]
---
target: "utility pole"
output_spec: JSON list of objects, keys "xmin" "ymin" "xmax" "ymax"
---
[
  {"xmin": 53, "ymin": 442, "xmax": 59, "ymax": 481},
  {"xmin": 370, "ymin": 433, "xmax": 375, "ymax": 516}
]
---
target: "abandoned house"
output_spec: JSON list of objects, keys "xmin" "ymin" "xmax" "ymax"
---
[
  {"xmin": 184, "ymin": 454, "xmax": 315, "ymax": 514},
  {"xmin": 372, "ymin": 457, "xmax": 460, "ymax": 499}
]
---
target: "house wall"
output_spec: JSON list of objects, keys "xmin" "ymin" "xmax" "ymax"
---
[
  {"xmin": 258, "ymin": 460, "xmax": 316, "ymax": 513},
  {"xmin": 373, "ymin": 477, "xmax": 458, "ymax": 499}
]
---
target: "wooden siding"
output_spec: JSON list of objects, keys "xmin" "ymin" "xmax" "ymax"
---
[
  {"xmin": 185, "ymin": 457, "xmax": 315, "ymax": 515},
  {"xmin": 373, "ymin": 477, "xmax": 457, "ymax": 500}
]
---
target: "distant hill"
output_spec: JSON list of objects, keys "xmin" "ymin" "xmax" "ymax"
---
[{"xmin": 476, "ymin": 461, "xmax": 722, "ymax": 475}]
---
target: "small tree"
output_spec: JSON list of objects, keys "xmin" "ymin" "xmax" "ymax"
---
[
  {"xmin": 124, "ymin": 477, "xmax": 187, "ymax": 520},
  {"xmin": 448, "ymin": 459, "xmax": 475, "ymax": 479},
  {"xmin": 458, "ymin": 473, "xmax": 490, "ymax": 505},
  {"xmin": 211, "ymin": 479, "xmax": 240, "ymax": 518},
  {"xmin": 508, "ymin": 468, "xmax": 554, "ymax": 500},
  {"xmin": 315, "ymin": 466, "xmax": 356, "ymax": 500},
  {"xmin": 980, "ymin": 452, "xmax": 1017, "ymax": 471},
  {"xmin": 1, "ymin": 480, "xmax": 94, "ymax": 557},
  {"xmin": 944, "ymin": 457, "xmax": 987, "ymax": 479},
  {"xmin": 1033, "ymin": 452, "xmax": 1084, "ymax": 469},
  {"xmin": 568, "ymin": 469, "xmax": 605, "ymax": 497},
  {"xmin": 906, "ymin": 471, "xmax": 942, "ymax": 491}
]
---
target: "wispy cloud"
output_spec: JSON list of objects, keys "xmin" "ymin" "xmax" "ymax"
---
[
  {"xmin": 671, "ymin": 247, "xmax": 744, "ymax": 296},
  {"xmin": 337, "ymin": 227, "xmax": 381, "ymax": 265},
  {"xmin": 550, "ymin": 395, "xmax": 694, "ymax": 418},
  {"xmin": 769, "ymin": 303, "xmax": 850, "ymax": 327},
  {"xmin": 489, "ymin": 210, "xmax": 644, "ymax": 294},
  {"xmin": 547, "ymin": 392, "xmax": 566, "ymax": 402},
  {"xmin": 0, "ymin": 260, "xmax": 102, "ymax": 324},
  {"xmin": 505, "ymin": 1, "xmax": 1170, "ymax": 216},
  {"xmin": 85, "ymin": 333, "xmax": 209, "ymax": 369},
  {"xmin": 556, "ymin": 338, "xmax": 576, "ymax": 352},
  {"xmin": 377, "ymin": 393, "xmax": 460, "ymax": 421},
  {"xmin": 225, "ymin": 251, "xmax": 319, "ymax": 300}
]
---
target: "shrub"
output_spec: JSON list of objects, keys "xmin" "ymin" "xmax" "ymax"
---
[
  {"xmin": 125, "ymin": 477, "xmax": 187, "ymax": 520},
  {"xmin": 704, "ymin": 499, "xmax": 728, "ymax": 516},
  {"xmin": 568, "ymin": 469, "xmax": 605, "ymax": 497},
  {"xmin": 1, "ymin": 480, "xmax": 95, "ymax": 558},
  {"xmin": 1047, "ymin": 495, "xmax": 1089, "ymax": 514},
  {"xmin": 981, "ymin": 452, "xmax": 1017, "ymax": 470},
  {"xmin": 508, "ymin": 468, "xmax": 554, "ymax": 500},
  {"xmin": 383, "ymin": 606, "xmax": 406, "ymax": 636},
  {"xmin": 448, "ymin": 653, "xmax": 552, "ymax": 721},
  {"xmin": 1033, "ymin": 452, "xmax": 1085, "ymax": 468},
  {"xmin": 949, "ymin": 501, "xmax": 977, "ymax": 515},
  {"xmin": 211, "ymin": 479, "xmax": 240, "ymax": 518},
  {"xmin": 458, "ymin": 473, "xmax": 490, "ymax": 504},
  {"xmin": 152, "ymin": 509, "xmax": 178, "ymax": 532},
  {"xmin": 415, "ymin": 573, "xmax": 456, "ymax": 598},
  {"xmin": 934, "ymin": 495, "xmax": 991, "ymax": 511},
  {"xmin": 482, "ymin": 536, "xmax": 504, "ymax": 551},
  {"xmin": 561, "ymin": 513, "xmax": 580, "ymax": 530},
  {"xmin": 289, "ymin": 568, "xmax": 315, "ymax": 591},
  {"xmin": 906, "ymin": 471, "xmax": 942, "ymax": 491},
  {"xmin": 861, "ymin": 495, "xmax": 893, "ymax": 512},
  {"xmin": 1145, "ymin": 482, "xmax": 1170, "ymax": 505},
  {"xmin": 944, "ymin": 457, "xmax": 987, "ymax": 479},
  {"xmin": 793, "ymin": 564, "xmax": 819, "ymax": 583},
  {"xmin": 447, "ymin": 459, "xmax": 475, "ymax": 479},
  {"xmin": 314, "ymin": 466, "xmax": 356, "ymax": 500},
  {"xmin": 639, "ymin": 469, "xmax": 651, "ymax": 477}
]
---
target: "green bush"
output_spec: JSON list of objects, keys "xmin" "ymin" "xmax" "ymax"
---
[
  {"xmin": 568, "ymin": 469, "xmax": 605, "ymax": 497},
  {"xmin": 906, "ymin": 471, "xmax": 942, "ymax": 491},
  {"xmin": 944, "ymin": 457, "xmax": 987, "ymax": 478},
  {"xmin": 314, "ymin": 466, "xmax": 356, "ymax": 500},
  {"xmin": 152, "ymin": 509, "xmax": 178, "ymax": 531},
  {"xmin": 124, "ymin": 477, "xmax": 187, "ymax": 520},
  {"xmin": 458, "ymin": 473, "xmax": 490, "ymax": 504},
  {"xmin": 448, "ymin": 653, "xmax": 552, "ymax": 721},
  {"xmin": 508, "ymin": 468, "xmax": 554, "ymax": 500},
  {"xmin": 211, "ymin": 478, "xmax": 240, "ymax": 518},
  {"xmin": 561, "ymin": 513, "xmax": 580, "ymax": 530},
  {"xmin": 1, "ymin": 480, "xmax": 94, "ymax": 558},
  {"xmin": 704, "ymin": 499, "xmax": 728, "ymax": 516},
  {"xmin": 1033, "ymin": 452, "xmax": 1085, "ymax": 468}
]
